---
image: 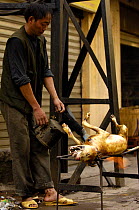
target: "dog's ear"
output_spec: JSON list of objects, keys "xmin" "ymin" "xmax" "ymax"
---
[{"xmin": 82, "ymin": 146, "xmax": 97, "ymax": 162}]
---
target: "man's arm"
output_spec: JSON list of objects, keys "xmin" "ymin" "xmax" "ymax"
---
[
  {"xmin": 20, "ymin": 83, "xmax": 48, "ymax": 125},
  {"xmin": 43, "ymin": 38, "xmax": 65, "ymax": 113},
  {"xmin": 7, "ymin": 38, "xmax": 48, "ymax": 125},
  {"xmin": 43, "ymin": 77, "xmax": 65, "ymax": 113}
]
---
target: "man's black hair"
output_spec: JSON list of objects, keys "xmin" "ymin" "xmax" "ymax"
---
[{"xmin": 24, "ymin": 2, "xmax": 53, "ymax": 22}]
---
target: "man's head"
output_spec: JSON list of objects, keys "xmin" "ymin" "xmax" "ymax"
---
[{"xmin": 24, "ymin": 3, "xmax": 52, "ymax": 36}]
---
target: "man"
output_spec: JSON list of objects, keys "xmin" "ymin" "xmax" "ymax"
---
[{"xmin": 0, "ymin": 2, "xmax": 75, "ymax": 208}]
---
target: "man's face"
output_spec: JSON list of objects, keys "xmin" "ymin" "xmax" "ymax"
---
[{"xmin": 28, "ymin": 13, "xmax": 51, "ymax": 36}]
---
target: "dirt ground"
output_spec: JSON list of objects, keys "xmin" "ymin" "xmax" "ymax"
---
[{"xmin": 1, "ymin": 154, "xmax": 139, "ymax": 209}]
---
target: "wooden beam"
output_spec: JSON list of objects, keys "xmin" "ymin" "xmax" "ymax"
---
[
  {"xmin": 0, "ymin": 2, "xmax": 56, "ymax": 10},
  {"xmin": 62, "ymin": 97, "xmax": 110, "ymax": 104},
  {"xmin": 101, "ymin": 0, "xmax": 124, "ymax": 187},
  {"xmin": 64, "ymin": 1, "xmax": 108, "ymax": 97},
  {"xmin": 120, "ymin": 0, "xmax": 139, "ymax": 11},
  {"xmin": 99, "ymin": 109, "xmax": 111, "ymax": 129},
  {"xmin": 0, "ymin": 3, "xmax": 28, "ymax": 10},
  {"xmin": 50, "ymin": 0, "xmax": 66, "ymax": 186},
  {"xmin": 70, "ymin": 0, "xmax": 100, "ymax": 13},
  {"xmin": 101, "ymin": 0, "xmax": 119, "ymax": 124},
  {"xmin": 67, "ymin": 0, "xmax": 86, "ymax": 3}
]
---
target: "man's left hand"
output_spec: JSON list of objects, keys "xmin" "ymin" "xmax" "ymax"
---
[{"xmin": 53, "ymin": 98, "xmax": 65, "ymax": 113}]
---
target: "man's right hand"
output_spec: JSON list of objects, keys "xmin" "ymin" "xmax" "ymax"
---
[
  {"xmin": 33, "ymin": 107, "xmax": 48, "ymax": 126},
  {"xmin": 19, "ymin": 83, "xmax": 48, "ymax": 126}
]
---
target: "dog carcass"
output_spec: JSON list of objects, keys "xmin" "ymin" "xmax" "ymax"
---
[{"xmin": 62, "ymin": 113, "xmax": 128, "ymax": 164}]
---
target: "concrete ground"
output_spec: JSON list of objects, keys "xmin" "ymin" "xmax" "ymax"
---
[{"xmin": 1, "ymin": 153, "xmax": 139, "ymax": 210}]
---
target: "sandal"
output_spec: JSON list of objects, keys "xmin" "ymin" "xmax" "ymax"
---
[
  {"xmin": 21, "ymin": 199, "xmax": 38, "ymax": 209},
  {"xmin": 44, "ymin": 196, "xmax": 77, "ymax": 206}
]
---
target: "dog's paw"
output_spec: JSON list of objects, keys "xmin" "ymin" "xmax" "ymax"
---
[
  {"xmin": 110, "ymin": 115, "xmax": 117, "ymax": 122},
  {"xmin": 84, "ymin": 112, "xmax": 90, "ymax": 121},
  {"xmin": 110, "ymin": 114, "xmax": 115, "ymax": 119}
]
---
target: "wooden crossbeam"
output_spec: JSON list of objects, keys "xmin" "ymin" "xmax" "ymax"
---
[
  {"xmin": 101, "ymin": 0, "xmax": 119, "ymax": 123},
  {"xmin": 62, "ymin": 98, "xmax": 110, "ymax": 105},
  {"xmin": 99, "ymin": 109, "xmax": 111, "ymax": 130},
  {"xmin": 0, "ymin": 3, "xmax": 28, "ymax": 9},
  {"xmin": 64, "ymin": 0, "xmax": 108, "ymax": 97},
  {"xmin": 0, "ymin": 2, "xmax": 56, "ymax": 11},
  {"xmin": 67, "ymin": 0, "xmax": 88, "ymax": 3}
]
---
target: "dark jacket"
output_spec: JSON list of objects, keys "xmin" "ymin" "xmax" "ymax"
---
[{"xmin": 0, "ymin": 26, "xmax": 52, "ymax": 114}]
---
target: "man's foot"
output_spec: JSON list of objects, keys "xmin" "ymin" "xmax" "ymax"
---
[
  {"xmin": 44, "ymin": 188, "xmax": 77, "ymax": 206},
  {"xmin": 44, "ymin": 188, "xmax": 62, "ymax": 202}
]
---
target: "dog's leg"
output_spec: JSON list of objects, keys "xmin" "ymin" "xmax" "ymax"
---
[
  {"xmin": 62, "ymin": 123, "xmax": 82, "ymax": 145},
  {"xmin": 82, "ymin": 113, "xmax": 109, "ymax": 135},
  {"xmin": 110, "ymin": 115, "xmax": 119, "ymax": 127},
  {"xmin": 111, "ymin": 115, "xmax": 128, "ymax": 141}
]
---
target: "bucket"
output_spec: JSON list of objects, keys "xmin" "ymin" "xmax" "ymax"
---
[{"xmin": 34, "ymin": 119, "xmax": 66, "ymax": 149}]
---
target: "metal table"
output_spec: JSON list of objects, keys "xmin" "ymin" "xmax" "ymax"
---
[{"xmin": 56, "ymin": 146, "xmax": 139, "ymax": 210}]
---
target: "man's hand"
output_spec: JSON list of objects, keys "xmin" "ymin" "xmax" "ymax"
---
[
  {"xmin": 20, "ymin": 83, "xmax": 49, "ymax": 125},
  {"xmin": 33, "ymin": 107, "xmax": 48, "ymax": 125},
  {"xmin": 43, "ymin": 77, "xmax": 65, "ymax": 113},
  {"xmin": 53, "ymin": 98, "xmax": 65, "ymax": 113}
]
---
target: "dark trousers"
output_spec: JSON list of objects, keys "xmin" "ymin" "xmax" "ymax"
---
[{"xmin": 0, "ymin": 102, "xmax": 54, "ymax": 197}]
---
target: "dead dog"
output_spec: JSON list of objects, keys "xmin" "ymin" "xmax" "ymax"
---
[{"xmin": 62, "ymin": 113, "xmax": 128, "ymax": 164}]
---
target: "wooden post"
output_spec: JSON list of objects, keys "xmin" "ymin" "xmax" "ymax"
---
[
  {"xmin": 101, "ymin": 0, "xmax": 125, "ymax": 186},
  {"xmin": 50, "ymin": 0, "xmax": 66, "ymax": 186}
]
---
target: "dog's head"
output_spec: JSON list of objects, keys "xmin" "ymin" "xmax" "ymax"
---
[{"xmin": 69, "ymin": 145, "xmax": 97, "ymax": 163}]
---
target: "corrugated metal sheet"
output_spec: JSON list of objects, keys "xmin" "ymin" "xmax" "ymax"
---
[
  {"xmin": 68, "ymin": 19, "xmax": 81, "ymax": 121},
  {"xmin": 0, "ymin": 12, "xmax": 26, "ymax": 148},
  {"xmin": 0, "ymin": 2, "xmax": 81, "ymax": 148}
]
